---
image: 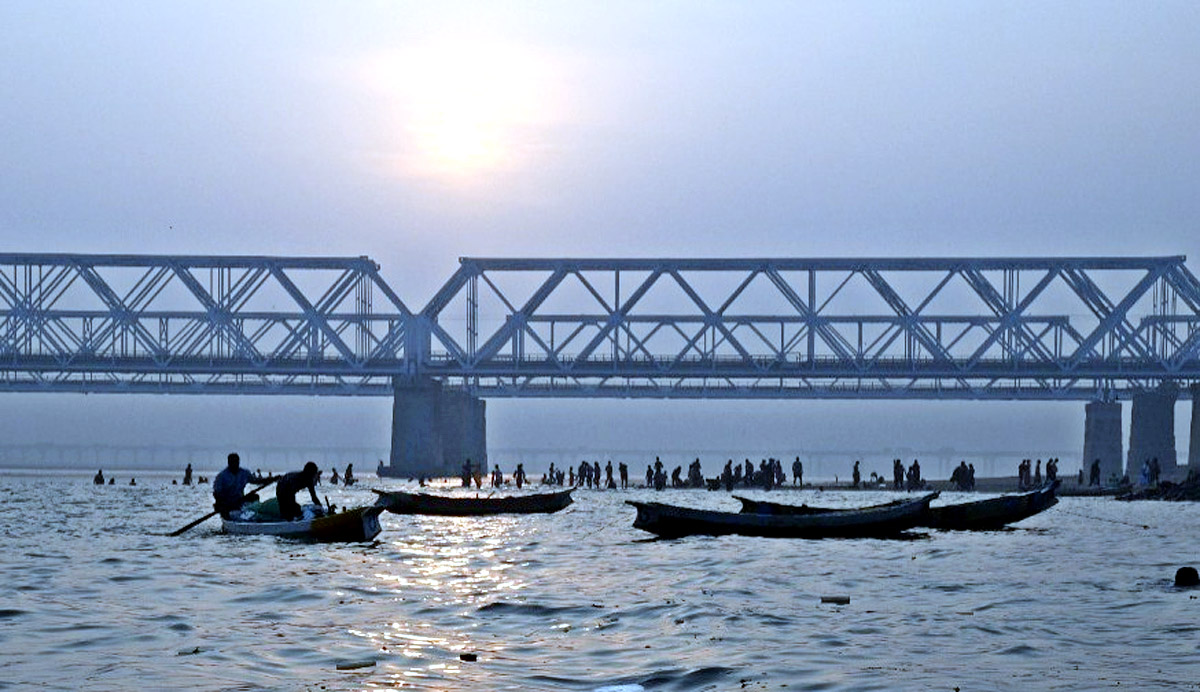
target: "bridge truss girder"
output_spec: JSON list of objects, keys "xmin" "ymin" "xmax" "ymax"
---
[{"xmin": 1, "ymin": 254, "xmax": 1199, "ymax": 400}]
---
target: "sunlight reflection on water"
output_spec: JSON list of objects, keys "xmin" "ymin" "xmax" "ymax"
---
[{"xmin": 1, "ymin": 473, "xmax": 1199, "ymax": 691}]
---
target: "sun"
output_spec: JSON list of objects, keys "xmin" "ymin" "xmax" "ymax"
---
[{"xmin": 360, "ymin": 37, "xmax": 560, "ymax": 181}]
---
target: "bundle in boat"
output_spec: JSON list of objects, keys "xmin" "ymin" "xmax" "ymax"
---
[
  {"xmin": 222, "ymin": 502, "xmax": 384, "ymax": 542},
  {"xmin": 372, "ymin": 488, "xmax": 573, "ymax": 516},
  {"xmin": 736, "ymin": 480, "xmax": 1060, "ymax": 531},
  {"xmin": 626, "ymin": 492, "xmax": 938, "ymax": 539}
]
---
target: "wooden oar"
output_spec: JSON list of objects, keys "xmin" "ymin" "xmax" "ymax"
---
[{"xmin": 169, "ymin": 477, "xmax": 278, "ymax": 536}]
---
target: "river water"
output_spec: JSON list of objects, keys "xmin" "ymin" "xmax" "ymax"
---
[{"xmin": 1, "ymin": 470, "xmax": 1198, "ymax": 691}]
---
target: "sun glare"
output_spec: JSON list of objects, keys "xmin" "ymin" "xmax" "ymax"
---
[{"xmin": 360, "ymin": 38, "xmax": 561, "ymax": 182}]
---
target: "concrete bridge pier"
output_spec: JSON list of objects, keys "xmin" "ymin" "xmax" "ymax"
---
[
  {"xmin": 1189, "ymin": 384, "xmax": 1200, "ymax": 475},
  {"xmin": 387, "ymin": 377, "xmax": 487, "ymax": 479},
  {"xmin": 1126, "ymin": 384, "xmax": 1178, "ymax": 479},
  {"xmin": 1083, "ymin": 401, "xmax": 1123, "ymax": 484}
]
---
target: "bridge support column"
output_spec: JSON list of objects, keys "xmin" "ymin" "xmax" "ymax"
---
[
  {"xmin": 386, "ymin": 378, "xmax": 487, "ymax": 479},
  {"xmin": 1127, "ymin": 384, "xmax": 1178, "ymax": 480},
  {"xmin": 1083, "ymin": 401, "xmax": 1122, "ymax": 486},
  {"xmin": 1189, "ymin": 384, "xmax": 1200, "ymax": 475}
]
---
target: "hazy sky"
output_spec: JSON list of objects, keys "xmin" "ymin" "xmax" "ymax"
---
[{"xmin": 1, "ymin": 2, "xmax": 1198, "ymax": 471}]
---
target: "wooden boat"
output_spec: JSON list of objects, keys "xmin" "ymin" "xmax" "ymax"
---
[
  {"xmin": 736, "ymin": 495, "xmax": 910, "ymax": 516},
  {"xmin": 222, "ymin": 505, "xmax": 384, "ymax": 542},
  {"xmin": 372, "ymin": 488, "xmax": 574, "ymax": 516},
  {"xmin": 923, "ymin": 481, "xmax": 1059, "ymax": 530},
  {"xmin": 737, "ymin": 481, "xmax": 1060, "ymax": 531},
  {"xmin": 626, "ymin": 492, "xmax": 938, "ymax": 539}
]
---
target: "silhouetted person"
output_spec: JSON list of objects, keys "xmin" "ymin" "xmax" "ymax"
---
[
  {"xmin": 619, "ymin": 462, "xmax": 629, "ymax": 489},
  {"xmin": 1089, "ymin": 459, "xmax": 1101, "ymax": 487},
  {"xmin": 893, "ymin": 459, "xmax": 904, "ymax": 490},
  {"xmin": 515, "ymin": 463, "xmax": 527, "ymax": 489},
  {"xmin": 344, "ymin": 464, "xmax": 355, "ymax": 486},
  {"xmin": 792, "ymin": 457, "xmax": 803, "ymax": 486},
  {"xmin": 330, "ymin": 467, "xmax": 341, "ymax": 485},
  {"xmin": 94, "ymin": 469, "xmax": 105, "ymax": 485},
  {"xmin": 212, "ymin": 453, "xmax": 267, "ymax": 518},
  {"xmin": 852, "ymin": 461, "xmax": 861, "ymax": 489},
  {"xmin": 644, "ymin": 464, "xmax": 652, "ymax": 488},
  {"xmin": 461, "ymin": 460, "xmax": 473, "ymax": 487},
  {"xmin": 183, "ymin": 463, "xmax": 193, "ymax": 486},
  {"xmin": 277, "ymin": 461, "xmax": 322, "ymax": 521},
  {"xmin": 605, "ymin": 461, "xmax": 616, "ymax": 489}
]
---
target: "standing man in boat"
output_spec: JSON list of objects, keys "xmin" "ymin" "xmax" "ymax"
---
[
  {"xmin": 212, "ymin": 453, "xmax": 269, "ymax": 518},
  {"xmin": 276, "ymin": 461, "xmax": 323, "ymax": 521}
]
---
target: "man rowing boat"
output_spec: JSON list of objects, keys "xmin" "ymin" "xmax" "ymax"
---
[{"xmin": 212, "ymin": 453, "xmax": 268, "ymax": 518}]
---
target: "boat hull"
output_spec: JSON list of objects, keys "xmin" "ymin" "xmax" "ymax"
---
[
  {"xmin": 923, "ymin": 481, "xmax": 1059, "ymax": 530},
  {"xmin": 373, "ymin": 489, "xmax": 574, "ymax": 516},
  {"xmin": 627, "ymin": 493, "xmax": 937, "ymax": 539},
  {"xmin": 737, "ymin": 483, "xmax": 1060, "ymax": 531},
  {"xmin": 222, "ymin": 505, "xmax": 384, "ymax": 542}
]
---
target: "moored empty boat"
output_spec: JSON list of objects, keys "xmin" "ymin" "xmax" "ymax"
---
[
  {"xmin": 222, "ymin": 504, "xmax": 384, "ymax": 542},
  {"xmin": 737, "ymin": 482, "xmax": 1060, "ymax": 531},
  {"xmin": 626, "ymin": 492, "xmax": 938, "ymax": 539},
  {"xmin": 372, "ymin": 488, "xmax": 574, "ymax": 516},
  {"xmin": 923, "ymin": 480, "xmax": 1059, "ymax": 530}
]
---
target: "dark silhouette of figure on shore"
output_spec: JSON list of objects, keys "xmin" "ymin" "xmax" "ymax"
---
[
  {"xmin": 893, "ymin": 459, "xmax": 904, "ymax": 490},
  {"xmin": 330, "ymin": 467, "xmax": 341, "ymax": 485},
  {"xmin": 344, "ymin": 464, "xmax": 355, "ymax": 486},
  {"xmin": 644, "ymin": 464, "xmax": 652, "ymax": 488},
  {"xmin": 461, "ymin": 460, "xmax": 473, "ymax": 487},
  {"xmin": 183, "ymin": 463, "xmax": 193, "ymax": 486},
  {"xmin": 515, "ymin": 463, "xmax": 527, "ymax": 489},
  {"xmin": 1089, "ymin": 458, "xmax": 1101, "ymax": 487},
  {"xmin": 653, "ymin": 458, "xmax": 666, "ymax": 491},
  {"xmin": 1034, "ymin": 460, "xmax": 1042, "ymax": 487},
  {"xmin": 619, "ymin": 462, "xmax": 629, "ymax": 489},
  {"xmin": 605, "ymin": 461, "xmax": 616, "ymax": 489},
  {"xmin": 852, "ymin": 461, "xmax": 861, "ymax": 489},
  {"xmin": 792, "ymin": 457, "xmax": 803, "ymax": 487},
  {"xmin": 906, "ymin": 459, "xmax": 922, "ymax": 491}
]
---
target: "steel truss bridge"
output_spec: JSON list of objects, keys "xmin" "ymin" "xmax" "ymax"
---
[{"xmin": 1, "ymin": 254, "xmax": 1199, "ymax": 400}]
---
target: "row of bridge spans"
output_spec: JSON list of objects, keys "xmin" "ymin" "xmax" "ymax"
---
[{"xmin": 1, "ymin": 253, "xmax": 1199, "ymax": 399}]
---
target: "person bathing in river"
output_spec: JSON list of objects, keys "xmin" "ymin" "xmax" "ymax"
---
[
  {"xmin": 276, "ymin": 462, "xmax": 323, "ymax": 521},
  {"xmin": 514, "ymin": 463, "xmax": 527, "ymax": 489},
  {"xmin": 212, "ymin": 453, "xmax": 268, "ymax": 519},
  {"xmin": 344, "ymin": 464, "xmax": 355, "ymax": 486},
  {"xmin": 330, "ymin": 467, "xmax": 341, "ymax": 485},
  {"xmin": 94, "ymin": 469, "xmax": 105, "ymax": 485},
  {"xmin": 183, "ymin": 463, "xmax": 193, "ymax": 486}
]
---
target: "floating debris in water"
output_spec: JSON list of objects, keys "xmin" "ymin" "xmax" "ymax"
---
[
  {"xmin": 459, "ymin": 653, "xmax": 477, "ymax": 662},
  {"xmin": 820, "ymin": 596, "xmax": 850, "ymax": 605},
  {"xmin": 336, "ymin": 659, "xmax": 376, "ymax": 671},
  {"xmin": 176, "ymin": 647, "xmax": 201, "ymax": 656}
]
